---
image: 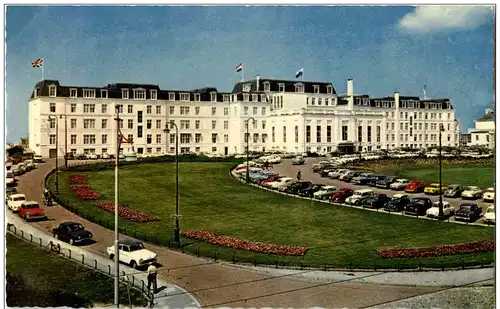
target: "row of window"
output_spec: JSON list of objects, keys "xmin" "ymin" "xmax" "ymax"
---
[
  {"xmin": 357, "ymin": 98, "xmax": 449, "ymax": 110},
  {"xmin": 49, "ymin": 133, "xmax": 164, "ymax": 145},
  {"xmin": 170, "ymin": 106, "xmax": 268, "ymax": 117},
  {"xmin": 384, "ymin": 111, "xmax": 453, "ymax": 120},
  {"xmin": 48, "ymin": 118, "xmax": 165, "ymax": 130},
  {"xmin": 383, "ymin": 122, "xmax": 453, "ymax": 131},
  {"xmin": 49, "ymin": 103, "xmax": 163, "ymax": 115}
]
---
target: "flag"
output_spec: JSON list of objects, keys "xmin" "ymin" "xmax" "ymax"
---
[
  {"xmin": 295, "ymin": 68, "xmax": 304, "ymax": 78},
  {"xmin": 236, "ymin": 63, "xmax": 243, "ymax": 72},
  {"xmin": 32, "ymin": 58, "xmax": 43, "ymax": 67},
  {"xmin": 423, "ymin": 84, "xmax": 427, "ymax": 98}
]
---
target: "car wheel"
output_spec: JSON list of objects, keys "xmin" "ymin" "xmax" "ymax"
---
[
  {"xmin": 354, "ymin": 200, "xmax": 360, "ymax": 206},
  {"xmin": 130, "ymin": 261, "xmax": 137, "ymax": 269},
  {"xmin": 69, "ymin": 238, "xmax": 74, "ymax": 245},
  {"xmin": 109, "ymin": 254, "xmax": 115, "ymax": 260}
]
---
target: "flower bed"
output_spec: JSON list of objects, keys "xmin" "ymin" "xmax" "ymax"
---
[
  {"xmin": 377, "ymin": 240, "xmax": 495, "ymax": 259},
  {"xmin": 94, "ymin": 202, "xmax": 160, "ymax": 223},
  {"xmin": 69, "ymin": 174, "xmax": 87, "ymax": 185},
  {"xmin": 180, "ymin": 230, "xmax": 309, "ymax": 256},
  {"xmin": 71, "ymin": 186, "xmax": 101, "ymax": 200}
]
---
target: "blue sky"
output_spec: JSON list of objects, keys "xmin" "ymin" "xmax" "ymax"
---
[{"xmin": 5, "ymin": 5, "xmax": 494, "ymax": 143}]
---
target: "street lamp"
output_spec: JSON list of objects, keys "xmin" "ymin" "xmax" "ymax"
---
[
  {"xmin": 48, "ymin": 115, "xmax": 59, "ymax": 194},
  {"xmin": 245, "ymin": 117, "xmax": 256, "ymax": 183},
  {"xmin": 61, "ymin": 113, "xmax": 68, "ymax": 168},
  {"xmin": 438, "ymin": 123, "xmax": 445, "ymax": 219},
  {"xmin": 163, "ymin": 121, "xmax": 180, "ymax": 247}
]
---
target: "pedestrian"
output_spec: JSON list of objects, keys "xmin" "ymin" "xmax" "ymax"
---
[
  {"xmin": 297, "ymin": 170, "xmax": 302, "ymax": 181},
  {"xmin": 147, "ymin": 264, "xmax": 158, "ymax": 293}
]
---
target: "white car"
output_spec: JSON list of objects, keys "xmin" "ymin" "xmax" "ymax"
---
[
  {"xmin": 390, "ymin": 179, "xmax": 410, "ymax": 190},
  {"xmin": 426, "ymin": 201, "xmax": 454, "ymax": 218},
  {"xmin": 482, "ymin": 188, "xmax": 495, "ymax": 203},
  {"xmin": 7, "ymin": 193, "xmax": 27, "ymax": 212},
  {"xmin": 483, "ymin": 206, "xmax": 495, "ymax": 224},
  {"xmin": 267, "ymin": 177, "xmax": 295, "ymax": 190},
  {"xmin": 345, "ymin": 189, "xmax": 374, "ymax": 205},
  {"xmin": 24, "ymin": 160, "xmax": 36, "ymax": 170},
  {"xmin": 101, "ymin": 153, "xmax": 111, "ymax": 159},
  {"xmin": 461, "ymin": 186, "xmax": 483, "ymax": 199},
  {"xmin": 6, "ymin": 170, "xmax": 16, "ymax": 187},
  {"xmin": 107, "ymin": 239, "xmax": 157, "ymax": 269},
  {"xmin": 33, "ymin": 154, "xmax": 43, "ymax": 163},
  {"xmin": 313, "ymin": 186, "xmax": 338, "ymax": 200},
  {"xmin": 329, "ymin": 169, "xmax": 347, "ymax": 179},
  {"xmin": 87, "ymin": 153, "xmax": 99, "ymax": 159}
]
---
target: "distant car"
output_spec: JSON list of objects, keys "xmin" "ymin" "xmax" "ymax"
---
[
  {"xmin": 6, "ymin": 170, "xmax": 16, "ymax": 187},
  {"xmin": 101, "ymin": 153, "xmax": 111, "ymax": 159},
  {"xmin": 443, "ymin": 184, "xmax": 465, "ymax": 198},
  {"xmin": 362, "ymin": 193, "xmax": 391, "ymax": 209},
  {"xmin": 298, "ymin": 184, "xmax": 324, "ymax": 198},
  {"xmin": 107, "ymin": 239, "xmax": 157, "ymax": 269},
  {"xmin": 426, "ymin": 201, "xmax": 454, "ymax": 218},
  {"xmin": 375, "ymin": 176, "xmax": 397, "ymax": 189},
  {"xmin": 351, "ymin": 173, "xmax": 375, "ymax": 185},
  {"xmin": 285, "ymin": 181, "xmax": 312, "ymax": 195},
  {"xmin": 424, "ymin": 183, "xmax": 446, "ymax": 195},
  {"xmin": 19, "ymin": 201, "xmax": 47, "ymax": 221},
  {"xmin": 455, "ymin": 203, "xmax": 483, "ymax": 222},
  {"xmin": 65, "ymin": 153, "xmax": 75, "ymax": 160},
  {"xmin": 345, "ymin": 189, "xmax": 375, "ymax": 205},
  {"xmin": 329, "ymin": 188, "xmax": 354, "ymax": 203},
  {"xmin": 319, "ymin": 168, "xmax": 336, "ymax": 177},
  {"xmin": 292, "ymin": 156, "xmax": 305, "ymax": 165},
  {"xmin": 483, "ymin": 206, "xmax": 495, "ymax": 224},
  {"xmin": 482, "ymin": 188, "xmax": 495, "ymax": 203},
  {"xmin": 405, "ymin": 180, "xmax": 426, "ymax": 193},
  {"xmin": 6, "ymin": 187, "xmax": 18, "ymax": 201},
  {"xmin": 33, "ymin": 154, "xmax": 43, "ymax": 163},
  {"xmin": 403, "ymin": 197, "xmax": 433, "ymax": 216},
  {"xmin": 461, "ymin": 186, "xmax": 483, "ymax": 199},
  {"xmin": 52, "ymin": 222, "xmax": 93, "ymax": 245},
  {"xmin": 7, "ymin": 193, "xmax": 27, "ymax": 212},
  {"xmin": 339, "ymin": 171, "xmax": 361, "ymax": 182},
  {"xmin": 329, "ymin": 169, "xmax": 348, "ymax": 179},
  {"xmin": 313, "ymin": 185, "xmax": 338, "ymax": 200},
  {"xmin": 366, "ymin": 175, "xmax": 386, "ymax": 187},
  {"xmin": 390, "ymin": 179, "xmax": 410, "ymax": 190},
  {"xmin": 383, "ymin": 194, "xmax": 411, "ymax": 212}
]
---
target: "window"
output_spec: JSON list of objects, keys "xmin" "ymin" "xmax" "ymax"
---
[
  {"xmin": 147, "ymin": 119, "xmax": 152, "ymax": 129},
  {"xmin": 83, "ymin": 134, "xmax": 96, "ymax": 144},
  {"xmin": 156, "ymin": 147, "xmax": 161, "ymax": 153},
  {"xmin": 243, "ymin": 94, "xmax": 249, "ymax": 101},
  {"xmin": 405, "ymin": 123, "xmax": 408, "ymax": 130},
  {"xmin": 122, "ymin": 89, "xmax": 129, "ymax": 99},
  {"xmin": 128, "ymin": 119, "xmax": 133, "ymax": 129},
  {"xmin": 318, "ymin": 98, "xmax": 322, "ymax": 106},
  {"xmin": 278, "ymin": 83, "xmax": 285, "ymax": 92},
  {"xmin": 180, "ymin": 120, "xmax": 190, "ymax": 129},
  {"xmin": 195, "ymin": 133, "xmax": 201, "ymax": 143},
  {"xmin": 262, "ymin": 133, "xmax": 268, "ymax": 143},
  {"xmin": 326, "ymin": 85, "xmax": 333, "ymax": 94},
  {"xmin": 223, "ymin": 107, "xmax": 229, "ymax": 116},
  {"xmin": 49, "ymin": 118, "xmax": 56, "ymax": 129},
  {"xmin": 193, "ymin": 93, "xmax": 200, "ymax": 102},
  {"xmin": 146, "ymin": 105, "xmax": 152, "ymax": 114},
  {"xmin": 101, "ymin": 90, "xmax": 108, "ymax": 99},
  {"xmin": 128, "ymin": 134, "xmax": 133, "ymax": 142},
  {"xmin": 209, "ymin": 107, "xmax": 216, "ymax": 116},
  {"xmin": 311, "ymin": 98, "xmax": 315, "ymax": 105},
  {"xmin": 169, "ymin": 93, "xmax": 175, "ymax": 101},
  {"xmin": 102, "ymin": 119, "xmax": 107, "ymax": 129},
  {"xmin": 119, "ymin": 119, "xmax": 124, "ymax": 129},
  {"xmin": 447, "ymin": 123, "xmax": 450, "ymax": 131},
  {"xmin": 156, "ymin": 106, "xmax": 161, "ymax": 114},
  {"xmin": 212, "ymin": 133, "xmax": 217, "ymax": 143},
  {"xmin": 262, "ymin": 120, "xmax": 266, "ymax": 129},
  {"xmin": 137, "ymin": 111, "xmax": 143, "ymax": 123},
  {"xmin": 71, "ymin": 104, "xmax": 76, "ymax": 113},
  {"xmin": 223, "ymin": 95, "xmax": 230, "ymax": 102},
  {"xmin": 244, "ymin": 107, "xmax": 248, "ymax": 115},
  {"xmin": 101, "ymin": 104, "xmax": 107, "ymax": 113},
  {"xmin": 212, "ymin": 120, "xmax": 216, "ymax": 129},
  {"xmin": 306, "ymin": 126, "xmax": 311, "ymax": 143},
  {"xmin": 358, "ymin": 126, "xmax": 363, "ymax": 142},
  {"xmin": 195, "ymin": 120, "xmax": 200, "ymax": 129},
  {"xmin": 262, "ymin": 107, "xmax": 266, "ymax": 115},
  {"xmin": 156, "ymin": 134, "xmax": 161, "ymax": 144},
  {"xmin": 150, "ymin": 90, "xmax": 158, "ymax": 100},
  {"xmin": 253, "ymin": 107, "xmax": 257, "ymax": 115},
  {"xmin": 117, "ymin": 104, "xmax": 123, "ymax": 113},
  {"xmin": 224, "ymin": 120, "xmax": 228, "ymax": 130},
  {"xmin": 70, "ymin": 89, "xmax": 77, "ymax": 98},
  {"xmin": 49, "ymin": 103, "xmax": 56, "ymax": 113},
  {"xmin": 376, "ymin": 126, "xmax": 381, "ymax": 142},
  {"xmin": 223, "ymin": 134, "xmax": 228, "ymax": 143},
  {"xmin": 83, "ymin": 89, "xmax": 96, "ymax": 98},
  {"xmin": 68, "ymin": 118, "xmax": 76, "ymax": 129},
  {"xmin": 294, "ymin": 126, "xmax": 299, "ymax": 143},
  {"xmin": 327, "ymin": 126, "xmax": 331, "ymax": 142},
  {"xmin": 156, "ymin": 120, "xmax": 161, "ymax": 129},
  {"xmin": 313, "ymin": 85, "xmax": 319, "ymax": 94},
  {"xmin": 316, "ymin": 126, "xmax": 321, "ymax": 143},
  {"xmin": 342, "ymin": 125, "xmax": 348, "ymax": 141},
  {"xmin": 295, "ymin": 84, "xmax": 304, "ymax": 93},
  {"xmin": 83, "ymin": 119, "xmax": 96, "ymax": 129},
  {"xmin": 195, "ymin": 107, "xmax": 200, "ymax": 115},
  {"xmin": 211, "ymin": 93, "xmax": 217, "ymax": 102},
  {"xmin": 146, "ymin": 134, "xmax": 152, "ymax": 144},
  {"xmin": 170, "ymin": 106, "xmax": 175, "ymax": 115},
  {"xmin": 283, "ymin": 126, "xmax": 287, "ymax": 143},
  {"xmin": 49, "ymin": 86, "xmax": 56, "ymax": 97},
  {"xmin": 260, "ymin": 94, "xmax": 266, "ymax": 102},
  {"xmin": 102, "ymin": 134, "xmax": 107, "ymax": 144},
  {"xmin": 137, "ymin": 126, "xmax": 143, "ymax": 138},
  {"xmin": 170, "ymin": 134, "xmax": 175, "ymax": 143},
  {"xmin": 325, "ymin": 98, "xmax": 329, "ymax": 106},
  {"xmin": 83, "ymin": 104, "xmax": 95, "ymax": 113},
  {"xmin": 128, "ymin": 105, "xmax": 133, "ymax": 113},
  {"xmin": 410, "ymin": 128, "xmax": 413, "ymax": 136},
  {"xmin": 264, "ymin": 82, "xmax": 270, "ymax": 92},
  {"xmin": 70, "ymin": 135, "xmax": 76, "ymax": 144},
  {"xmin": 180, "ymin": 93, "xmax": 190, "ymax": 101}
]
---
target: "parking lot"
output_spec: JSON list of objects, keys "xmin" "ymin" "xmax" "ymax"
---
[{"xmin": 270, "ymin": 157, "xmax": 494, "ymax": 220}]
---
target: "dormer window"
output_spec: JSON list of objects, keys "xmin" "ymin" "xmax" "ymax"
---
[
  {"xmin": 223, "ymin": 94, "xmax": 229, "ymax": 102},
  {"xmin": 263, "ymin": 81, "xmax": 270, "ymax": 92},
  {"xmin": 150, "ymin": 90, "xmax": 157, "ymax": 100},
  {"xmin": 101, "ymin": 89, "xmax": 108, "ymax": 99},
  {"xmin": 83, "ymin": 89, "xmax": 96, "ymax": 99},
  {"xmin": 278, "ymin": 83, "xmax": 285, "ymax": 92},
  {"xmin": 252, "ymin": 94, "xmax": 258, "ymax": 102},
  {"xmin": 311, "ymin": 98, "xmax": 315, "ymax": 105},
  {"xmin": 295, "ymin": 83, "xmax": 304, "ymax": 93},
  {"xmin": 243, "ymin": 93, "xmax": 250, "ymax": 101},
  {"xmin": 133, "ymin": 89, "xmax": 146, "ymax": 100},
  {"xmin": 260, "ymin": 94, "xmax": 266, "ymax": 102},
  {"xmin": 169, "ymin": 93, "xmax": 175, "ymax": 101},
  {"xmin": 33, "ymin": 88, "xmax": 38, "ymax": 98},
  {"xmin": 122, "ymin": 89, "xmax": 129, "ymax": 99},
  {"xmin": 180, "ymin": 93, "xmax": 190, "ymax": 101},
  {"xmin": 313, "ymin": 85, "xmax": 319, "ymax": 94},
  {"xmin": 326, "ymin": 85, "xmax": 333, "ymax": 94},
  {"xmin": 48, "ymin": 85, "xmax": 57, "ymax": 97},
  {"xmin": 402, "ymin": 101, "xmax": 407, "ymax": 108},
  {"xmin": 193, "ymin": 93, "xmax": 200, "ymax": 102},
  {"xmin": 70, "ymin": 88, "xmax": 78, "ymax": 98},
  {"xmin": 210, "ymin": 92, "xmax": 217, "ymax": 102},
  {"xmin": 363, "ymin": 99, "xmax": 369, "ymax": 106}
]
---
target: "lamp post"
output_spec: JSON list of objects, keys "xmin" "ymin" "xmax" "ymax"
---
[
  {"xmin": 438, "ymin": 123, "xmax": 445, "ymax": 219},
  {"xmin": 61, "ymin": 113, "xmax": 68, "ymax": 168},
  {"xmin": 245, "ymin": 117, "xmax": 256, "ymax": 183},
  {"xmin": 48, "ymin": 115, "xmax": 59, "ymax": 194},
  {"xmin": 113, "ymin": 105, "xmax": 120, "ymax": 307},
  {"xmin": 163, "ymin": 121, "xmax": 180, "ymax": 247}
]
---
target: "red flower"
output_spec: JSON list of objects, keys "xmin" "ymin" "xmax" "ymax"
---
[
  {"xmin": 69, "ymin": 174, "xmax": 87, "ymax": 185},
  {"xmin": 71, "ymin": 186, "xmax": 101, "ymax": 200},
  {"xmin": 377, "ymin": 240, "xmax": 495, "ymax": 259},
  {"xmin": 94, "ymin": 202, "xmax": 160, "ymax": 223}
]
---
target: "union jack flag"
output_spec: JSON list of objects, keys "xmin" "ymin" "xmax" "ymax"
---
[{"xmin": 32, "ymin": 58, "xmax": 43, "ymax": 67}]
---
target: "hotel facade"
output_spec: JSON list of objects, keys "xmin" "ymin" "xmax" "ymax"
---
[{"xmin": 28, "ymin": 78, "xmax": 460, "ymax": 158}]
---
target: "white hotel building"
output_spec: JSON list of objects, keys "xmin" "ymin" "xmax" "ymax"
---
[{"xmin": 28, "ymin": 78, "xmax": 460, "ymax": 158}]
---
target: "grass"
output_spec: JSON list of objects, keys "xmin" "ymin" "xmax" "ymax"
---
[
  {"xmin": 50, "ymin": 162, "xmax": 495, "ymax": 269},
  {"xmin": 6, "ymin": 234, "xmax": 147, "ymax": 307}
]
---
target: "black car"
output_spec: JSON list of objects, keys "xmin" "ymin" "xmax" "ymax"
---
[
  {"xmin": 367, "ymin": 175, "xmax": 387, "ymax": 187},
  {"xmin": 320, "ymin": 169, "xmax": 335, "ymax": 177},
  {"xmin": 443, "ymin": 184, "xmax": 465, "ymax": 198},
  {"xmin": 52, "ymin": 222, "xmax": 93, "ymax": 245},
  {"xmin": 362, "ymin": 194, "xmax": 392, "ymax": 209},
  {"xmin": 340, "ymin": 171, "xmax": 361, "ymax": 183},
  {"xmin": 455, "ymin": 203, "xmax": 483, "ymax": 222},
  {"xmin": 383, "ymin": 195, "xmax": 411, "ymax": 212},
  {"xmin": 352, "ymin": 173, "xmax": 374, "ymax": 185},
  {"xmin": 375, "ymin": 176, "xmax": 397, "ymax": 189},
  {"xmin": 403, "ymin": 197, "xmax": 433, "ymax": 216},
  {"xmin": 285, "ymin": 181, "xmax": 313, "ymax": 195},
  {"xmin": 298, "ymin": 184, "xmax": 324, "ymax": 197}
]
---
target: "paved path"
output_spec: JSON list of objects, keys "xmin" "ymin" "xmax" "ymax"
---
[{"xmin": 12, "ymin": 158, "xmax": 492, "ymax": 308}]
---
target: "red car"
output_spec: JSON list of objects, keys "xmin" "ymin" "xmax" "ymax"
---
[
  {"xmin": 329, "ymin": 188, "xmax": 354, "ymax": 203},
  {"xmin": 261, "ymin": 174, "xmax": 281, "ymax": 184},
  {"xmin": 405, "ymin": 180, "xmax": 426, "ymax": 193},
  {"xmin": 18, "ymin": 201, "xmax": 47, "ymax": 221}
]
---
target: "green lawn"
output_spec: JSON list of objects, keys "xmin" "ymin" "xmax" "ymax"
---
[
  {"xmin": 6, "ymin": 234, "xmax": 147, "ymax": 307},
  {"xmin": 50, "ymin": 162, "xmax": 495, "ymax": 269}
]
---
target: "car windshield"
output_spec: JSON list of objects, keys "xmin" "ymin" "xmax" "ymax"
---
[
  {"xmin": 460, "ymin": 205, "xmax": 472, "ymax": 210},
  {"xmin": 13, "ymin": 196, "xmax": 26, "ymax": 201},
  {"xmin": 25, "ymin": 203, "xmax": 39, "ymax": 209},
  {"xmin": 69, "ymin": 224, "xmax": 84, "ymax": 231},
  {"xmin": 129, "ymin": 243, "xmax": 145, "ymax": 251}
]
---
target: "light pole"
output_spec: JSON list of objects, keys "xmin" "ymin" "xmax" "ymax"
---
[
  {"xmin": 438, "ymin": 123, "xmax": 445, "ymax": 219},
  {"xmin": 61, "ymin": 113, "xmax": 68, "ymax": 168},
  {"xmin": 163, "ymin": 121, "xmax": 180, "ymax": 247},
  {"xmin": 245, "ymin": 117, "xmax": 256, "ymax": 183},
  {"xmin": 48, "ymin": 115, "xmax": 59, "ymax": 194},
  {"xmin": 113, "ymin": 105, "xmax": 121, "ymax": 307}
]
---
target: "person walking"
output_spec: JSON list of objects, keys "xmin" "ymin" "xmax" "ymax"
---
[
  {"xmin": 147, "ymin": 264, "xmax": 158, "ymax": 293},
  {"xmin": 297, "ymin": 170, "xmax": 302, "ymax": 181}
]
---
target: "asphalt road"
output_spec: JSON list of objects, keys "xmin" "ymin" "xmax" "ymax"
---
[{"xmin": 271, "ymin": 157, "xmax": 494, "ymax": 223}]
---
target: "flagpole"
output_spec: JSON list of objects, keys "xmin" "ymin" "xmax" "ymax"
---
[
  {"xmin": 241, "ymin": 67, "xmax": 244, "ymax": 82},
  {"xmin": 302, "ymin": 69, "xmax": 304, "ymax": 82},
  {"xmin": 42, "ymin": 58, "xmax": 45, "ymax": 81}
]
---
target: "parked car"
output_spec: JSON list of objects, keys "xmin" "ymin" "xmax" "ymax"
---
[
  {"xmin": 405, "ymin": 180, "xmax": 426, "ymax": 193},
  {"xmin": 292, "ymin": 156, "xmax": 305, "ymax": 165},
  {"xmin": 261, "ymin": 174, "xmax": 281, "ymax": 185},
  {"xmin": 345, "ymin": 189, "xmax": 375, "ymax": 205},
  {"xmin": 329, "ymin": 169, "xmax": 347, "ymax": 179},
  {"xmin": 33, "ymin": 154, "xmax": 43, "ymax": 163},
  {"xmin": 455, "ymin": 203, "xmax": 483, "ymax": 222},
  {"xmin": 339, "ymin": 171, "xmax": 361, "ymax": 182},
  {"xmin": 101, "ymin": 153, "xmax": 111, "ymax": 159},
  {"xmin": 19, "ymin": 201, "xmax": 47, "ymax": 221},
  {"xmin": 6, "ymin": 170, "xmax": 16, "ymax": 187},
  {"xmin": 11, "ymin": 165, "xmax": 23, "ymax": 176},
  {"xmin": 482, "ymin": 188, "xmax": 495, "ymax": 203},
  {"xmin": 367, "ymin": 175, "xmax": 387, "ymax": 187},
  {"xmin": 266, "ymin": 177, "xmax": 294, "ymax": 190},
  {"xmin": 23, "ymin": 160, "xmax": 36, "ymax": 170},
  {"xmin": 426, "ymin": 201, "xmax": 454, "ymax": 218},
  {"xmin": 6, "ymin": 187, "xmax": 18, "ymax": 201},
  {"xmin": 52, "ymin": 222, "xmax": 93, "ymax": 245},
  {"xmin": 443, "ymin": 184, "xmax": 465, "ymax": 198},
  {"xmin": 403, "ymin": 197, "xmax": 433, "ymax": 216},
  {"xmin": 461, "ymin": 186, "xmax": 483, "ymax": 200},
  {"xmin": 383, "ymin": 194, "xmax": 411, "ymax": 212},
  {"xmin": 7, "ymin": 193, "xmax": 27, "ymax": 212},
  {"xmin": 329, "ymin": 188, "xmax": 354, "ymax": 203},
  {"xmin": 424, "ymin": 183, "xmax": 446, "ymax": 195},
  {"xmin": 375, "ymin": 176, "xmax": 397, "ymax": 189},
  {"xmin": 319, "ymin": 168, "xmax": 335, "ymax": 177},
  {"xmin": 483, "ymin": 206, "xmax": 495, "ymax": 224},
  {"xmin": 390, "ymin": 178, "xmax": 410, "ymax": 190},
  {"xmin": 298, "ymin": 184, "xmax": 324, "ymax": 197},
  {"xmin": 87, "ymin": 153, "xmax": 99, "ymax": 159},
  {"xmin": 351, "ymin": 173, "xmax": 374, "ymax": 185},
  {"xmin": 285, "ymin": 181, "xmax": 312, "ymax": 195},
  {"xmin": 107, "ymin": 239, "xmax": 157, "ymax": 269},
  {"xmin": 313, "ymin": 185, "xmax": 338, "ymax": 200},
  {"xmin": 362, "ymin": 193, "xmax": 391, "ymax": 209}
]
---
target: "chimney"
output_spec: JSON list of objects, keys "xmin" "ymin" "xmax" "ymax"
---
[
  {"xmin": 347, "ymin": 79, "xmax": 353, "ymax": 96},
  {"xmin": 394, "ymin": 91, "xmax": 400, "ymax": 110},
  {"xmin": 486, "ymin": 108, "xmax": 493, "ymax": 115},
  {"xmin": 256, "ymin": 75, "xmax": 260, "ymax": 92}
]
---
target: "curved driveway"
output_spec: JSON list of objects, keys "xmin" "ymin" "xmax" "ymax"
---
[{"xmin": 14, "ymin": 158, "xmax": 489, "ymax": 308}]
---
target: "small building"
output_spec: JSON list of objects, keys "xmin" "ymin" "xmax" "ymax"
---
[{"xmin": 467, "ymin": 108, "xmax": 495, "ymax": 149}]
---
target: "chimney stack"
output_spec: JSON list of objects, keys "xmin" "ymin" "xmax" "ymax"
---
[
  {"xmin": 347, "ymin": 79, "xmax": 353, "ymax": 96},
  {"xmin": 256, "ymin": 75, "xmax": 260, "ymax": 92},
  {"xmin": 394, "ymin": 91, "xmax": 400, "ymax": 109}
]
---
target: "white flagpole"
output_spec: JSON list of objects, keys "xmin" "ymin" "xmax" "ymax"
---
[
  {"xmin": 302, "ymin": 68, "xmax": 304, "ymax": 81},
  {"xmin": 41, "ymin": 58, "xmax": 45, "ymax": 80},
  {"xmin": 241, "ymin": 66, "xmax": 244, "ymax": 82}
]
